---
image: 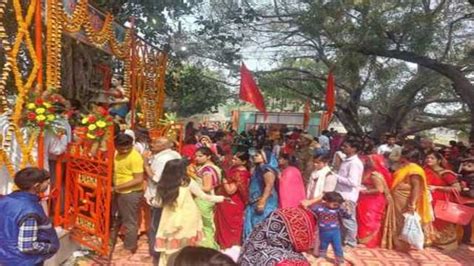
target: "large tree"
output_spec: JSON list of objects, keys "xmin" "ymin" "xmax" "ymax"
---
[
  {"xmin": 190, "ymin": 0, "xmax": 473, "ymax": 139},
  {"xmin": 298, "ymin": 0, "xmax": 473, "ymax": 139}
]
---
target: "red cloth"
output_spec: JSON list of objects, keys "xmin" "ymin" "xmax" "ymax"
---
[
  {"xmin": 240, "ymin": 63, "xmax": 267, "ymax": 118},
  {"xmin": 181, "ymin": 144, "xmax": 197, "ymax": 160},
  {"xmin": 357, "ymin": 172, "xmax": 387, "ymax": 248},
  {"xmin": 424, "ymin": 166, "xmax": 458, "ymax": 230},
  {"xmin": 319, "ymin": 72, "xmax": 335, "ymax": 131},
  {"xmin": 325, "ymin": 72, "xmax": 335, "ymax": 114},
  {"xmin": 214, "ymin": 167, "xmax": 250, "ymax": 248},
  {"xmin": 303, "ymin": 99, "xmax": 310, "ymax": 130},
  {"xmin": 369, "ymin": 154, "xmax": 393, "ymax": 187},
  {"xmin": 278, "ymin": 207, "xmax": 316, "ymax": 252}
]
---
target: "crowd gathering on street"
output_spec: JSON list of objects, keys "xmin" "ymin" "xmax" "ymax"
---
[{"xmin": 2, "ymin": 117, "xmax": 474, "ymax": 266}]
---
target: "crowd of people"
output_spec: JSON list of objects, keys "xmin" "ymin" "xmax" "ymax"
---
[
  {"xmin": 1, "ymin": 121, "xmax": 474, "ymax": 266},
  {"xmin": 110, "ymin": 124, "xmax": 474, "ymax": 265}
]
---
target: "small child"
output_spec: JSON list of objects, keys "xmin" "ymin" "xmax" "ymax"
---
[{"xmin": 310, "ymin": 191, "xmax": 350, "ymax": 265}]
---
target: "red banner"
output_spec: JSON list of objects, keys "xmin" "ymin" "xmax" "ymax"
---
[
  {"xmin": 325, "ymin": 72, "xmax": 335, "ymax": 114},
  {"xmin": 303, "ymin": 99, "xmax": 310, "ymax": 130},
  {"xmin": 240, "ymin": 63, "xmax": 267, "ymax": 118},
  {"xmin": 319, "ymin": 112, "xmax": 333, "ymax": 132}
]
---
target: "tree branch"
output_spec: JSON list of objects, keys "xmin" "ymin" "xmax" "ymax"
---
[
  {"xmin": 202, "ymin": 75, "xmax": 238, "ymax": 87},
  {"xmin": 280, "ymin": 83, "xmax": 314, "ymax": 99},
  {"xmin": 401, "ymin": 118, "xmax": 470, "ymax": 136},
  {"xmin": 355, "ymin": 47, "xmax": 474, "ymax": 107},
  {"xmin": 257, "ymin": 67, "xmax": 352, "ymax": 93},
  {"xmin": 411, "ymin": 98, "xmax": 461, "ymax": 109},
  {"xmin": 421, "ymin": 112, "xmax": 467, "ymax": 119},
  {"xmin": 442, "ymin": 13, "xmax": 474, "ymax": 60}
]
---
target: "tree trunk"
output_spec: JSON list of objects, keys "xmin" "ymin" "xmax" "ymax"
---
[
  {"xmin": 369, "ymin": 69, "xmax": 434, "ymax": 139},
  {"xmin": 335, "ymin": 105, "xmax": 364, "ymax": 135}
]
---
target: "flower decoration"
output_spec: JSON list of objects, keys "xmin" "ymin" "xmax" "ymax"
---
[
  {"xmin": 23, "ymin": 95, "xmax": 57, "ymax": 131},
  {"xmin": 74, "ymin": 106, "xmax": 113, "ymax": 141},
  {"xmin": 158, "ymin": 112, "xmax": 180, "ymax": 140}
]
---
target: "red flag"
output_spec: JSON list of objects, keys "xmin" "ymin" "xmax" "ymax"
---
[
  {"xmin": 303, "ymin": 98, "xmax": 310, "ymax": 130},
  {"xmin": 319, "ymin": 112, "xmax": 333, "ymax": 131},
  {"xmin": 325, "ymin": 72, "xmax": 335, "ymax": 114},
  {"xmin": 240, "ymin": 63, "xmax": 267, "ymax": 118}
]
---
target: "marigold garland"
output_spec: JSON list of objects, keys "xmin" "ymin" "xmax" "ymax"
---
[
  {"xmin": 0, "ymin": 0, "xmax": 11, "ymax": 113},
  {"xmin": 46, "ymin": 0, "xmax": 63, "ymax": 89},
  {"xmin": 11, "ymin": 0, "xmax": 40, "ymax": 127},
  {"xmin": 0, "ymin": 145, "xmax": 15, "ymax": 177},
  {"xmin": 46, "ymin": 0, "xmax": 131, "ymax": 93},
  {"xmin": 26, "ymin": 130, "xmax": 38, "ymax": 167}
]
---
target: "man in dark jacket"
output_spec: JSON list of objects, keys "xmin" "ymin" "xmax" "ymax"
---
[{"xmin": 0, "ymin": 167, "xmax": 59, "ymax": 265}]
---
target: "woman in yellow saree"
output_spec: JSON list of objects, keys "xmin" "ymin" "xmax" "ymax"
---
[{"xmin": 381, "ymin": 148, "xmax": 433, "ymax": 250}]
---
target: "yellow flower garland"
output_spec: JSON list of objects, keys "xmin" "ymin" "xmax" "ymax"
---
[
  {"xmin": 0, "ymin": 0, "xmax": 11, "ymax": 114},
  {"xmin": 0, "ymin": 147, "xmax": 15, "ymax": 177}
]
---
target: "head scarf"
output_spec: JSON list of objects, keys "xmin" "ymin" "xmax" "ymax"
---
[
  {"xmin": 239, "ymin": 207, "xmax": 314, "ymax": 266},
  {"xmin": 367, "ymin": 154, "xmax": 393, "ymax": 187}
]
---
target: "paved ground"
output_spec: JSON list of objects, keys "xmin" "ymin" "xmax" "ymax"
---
[{"xmin": 70, "ymin": 235, "xmax": 474, "ymax": 266}]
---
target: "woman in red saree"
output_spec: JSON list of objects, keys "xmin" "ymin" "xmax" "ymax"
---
[
  {"xmin": 357, "ymin": 154, "xmax": 393, "ymax": 248},
  {"xmin": 214, "ymin": 151, "xmax": 250, "ymax": 248},
  {"xmin": 424, "ymin": 151, "xmax": 461, "ymax": 250}
]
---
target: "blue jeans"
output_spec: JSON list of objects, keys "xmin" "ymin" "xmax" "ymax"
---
[
  {"xmin": 319, "ymin": 229, "xmax": 343, "ymax": 259},
  {"xmin": 149, "ymin": 207, "xmax": 162, "ymax": 264},
  {"xmin": 341, "ymin": 200, "xmax": 357, "ymax": 247}
]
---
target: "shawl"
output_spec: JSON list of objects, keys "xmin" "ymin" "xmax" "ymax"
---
[{"xmin": 307, "ymin": 166, "xmax": 332, "ymax": 199}]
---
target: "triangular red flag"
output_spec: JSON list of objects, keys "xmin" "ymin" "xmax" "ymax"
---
[
  {"xmin": 239, "ymin": 63, "xmax": 267, "ymax": 118},
  {"xmin": 325, "ymin": 72, "xmax": 335, "ymax": 114}
]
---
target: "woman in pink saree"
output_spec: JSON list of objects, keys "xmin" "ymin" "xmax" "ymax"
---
[
  {"xmin": 357, "ymin": 154, "xmax": 393, "ymax": 248},
  {"xmin": 278, "ymin": 154, "xmax": 306, "ymax": 208}
]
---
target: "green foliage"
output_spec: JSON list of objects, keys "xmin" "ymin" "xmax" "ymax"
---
[
  {"xmin": 94, "ymin": 0, "xmax": 203, "ymax": 42},
  {"xmin": 165, "ymin": 64, "xmax": 230, "ymax": 117}
]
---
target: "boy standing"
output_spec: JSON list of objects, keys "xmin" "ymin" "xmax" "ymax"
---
[
  {"xmin": 113, "ymin": 133, "xmax": 145, "ymax": 255},
  {"xmin": 311, "ymin": 192, "xmax": 351, "ymax": 265}
]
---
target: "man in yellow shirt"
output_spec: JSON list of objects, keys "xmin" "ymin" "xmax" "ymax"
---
[{"xmin": 113, "ymin": 133, "xmax": 144, "ymax": 255}]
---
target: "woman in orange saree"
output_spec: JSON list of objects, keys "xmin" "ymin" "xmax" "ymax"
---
[
  {"xmin": 424, "ymin": 151, "xmax": 461, "ymax": 250},
  {"xmin": 381, "ymin": 149, "xmax": 433, "ymax": 250},
  {"xmin": 357, "ymin": 154, "xmax": 393, "ymax": 248}
]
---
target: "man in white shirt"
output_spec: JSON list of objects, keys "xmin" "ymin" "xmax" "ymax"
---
[
  {"xmin": 334, "ymin": 139, "xmax": 364, "ymax": 248},
  {"xmin": 377, "ymin": 134, "xmax": 400, "ymax": 158},
  {"xmin": 143, "ymin": 137, "xmax": 181, "ymax": 264}
]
